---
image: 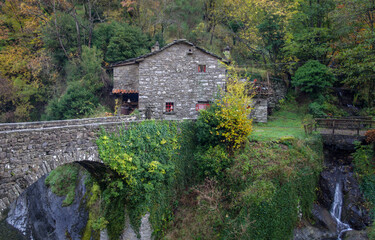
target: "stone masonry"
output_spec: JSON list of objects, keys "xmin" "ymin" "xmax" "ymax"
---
[
  {"xmin": 112, "ymin": 40, "xmax": 227, "ymax": 120},
  {"xmin": 0, "ymin": 116, "xmax": 137, "ymax": 220}
]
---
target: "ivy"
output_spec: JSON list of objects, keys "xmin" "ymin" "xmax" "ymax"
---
[{"xmin": 96, "ymin": 120, "xmax": 194, "ymax": 239}]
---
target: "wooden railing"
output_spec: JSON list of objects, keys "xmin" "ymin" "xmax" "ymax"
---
[
  {"xmin": 255, "ymin": 82, "xmax": 274, "ymax": 96},
  {"xmin": 314, "ymin": 118, "xmax": 375, "ymax": 135}
]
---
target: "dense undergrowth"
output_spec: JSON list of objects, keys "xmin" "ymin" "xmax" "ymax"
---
[
  {"xmin": 164, "ymin": 135, "xmax": 322, "ymax": 240},
  {"xmin": 352, "ymin": 140, "xmax": 375, "ymax": 238},
  {"xmin": 95, "ymin": 120, "xmax": 197, "ymax": 239},
  {"xmin": 44, "ymin": 163, "xmax": 80, "ymax": 207},
  {"xmin": 42, "ymin": 98, "xmax": 324, "ymax": 240}
]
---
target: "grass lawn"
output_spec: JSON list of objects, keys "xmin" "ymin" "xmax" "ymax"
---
[{"xmin": 250, "ymin": 100, "xmax": 311, "ymax": 141}]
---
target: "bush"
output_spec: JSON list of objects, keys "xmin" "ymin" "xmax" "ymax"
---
[
  {"xmin": 44, "ymin": 82, "xmax": 99, "ymax": 120},
  {"xmin": 45, "ymin": 164, "xmax": 80, "ymax": 206},
  {"xmin": 44, "ymin": 46, "xmax": 105, "ymax": 120},
  {"xmin": 292, "ymin": 60, "xmax": 335, "ymax": 95},
  {"xmin": 196, "ymin": 63, "xmax": 253, "ymax": 151},
  {"xmin": 195, "ymin": 104, "xmax": 225, "ymax": 147},
  {"xmin": 308, "ymin": 95, "xmax": 347, "ymax": 118},
  {"xmin": 97, "ymin": 120, "xmax": 196, "ymax": 238},
  {"xmin": 352, "ymin": 143, "xmax": 374, "ymax": 179},
  {"xmin": 195, "ymin": 145, "xmax": 232, "ymax": 180}
]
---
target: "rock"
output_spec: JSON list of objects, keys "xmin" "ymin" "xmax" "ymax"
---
[
  {"xmin": 343, "ymin": 230, "xmax": 368, "ymax": 240},
  {"xmin": 6, "ymin": 169, "xmax": 89, "ymax": 240},
  {"xmin": 317, "ymin": 167, "xmax": 340, "ymax": 210},
  {"xmin": 294, "ymin": 221, "xmax": 337, "ymax": 240},
  {"xmin": 121, "ymin": 212, "xmax": 153, "ymax": 240},
  {"xmin": 311, "ymin": 204, "xmax": 337, "ymax": 232},
  {"xmin": 342, "ymin": 172, "xmax": 371, "ymax": 230},
  {"xmin": 100, "ymin": 229, "xmax": 109, "ymax": 240}
]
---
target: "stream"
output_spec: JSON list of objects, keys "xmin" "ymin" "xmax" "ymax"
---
[{"xmin": 330, "ymin": 182, "xmax": 352, "ymax": 240}]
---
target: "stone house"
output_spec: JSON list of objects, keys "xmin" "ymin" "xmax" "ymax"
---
[{"xmin": 110, "ymin": 39, "xmax": 227, "ymax": 120}]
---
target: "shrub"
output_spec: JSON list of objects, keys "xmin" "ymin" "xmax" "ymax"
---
[
  {"xmin": 97, "ymin": 120, "xmax": 196, "ymax": 238},
  {"xmin": 195, "ymin": 145, "xmax": 232, "ymax": 180},
  {"xmin": 44, "ymin": 82, "xmax": 99, "ymax": 120},
  {"xmin": 45, "ymin": 164, "xmax": 80, "ymax": 206},
  {"xmin": 352, "ymin": 143, "xmax": 375, "ymax": 179},
  {"xmin": 292, "ymin": 60, "xmax": 335, "ymax": 95},
  {"xmin": 196, "ymin": 63, "xmax": 253, "ymax": 151},
  {"xmin": 195, "ymin": 104, "xmax": 225, "ymax": 147},
  {"xmin": 366, "ymin": 129, "xmax": 375, "ymax": 144}
]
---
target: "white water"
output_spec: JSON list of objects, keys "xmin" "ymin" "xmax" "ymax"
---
[{"xmin": 330, "ymin": 182, "xmax": 352, "ymax": 240}]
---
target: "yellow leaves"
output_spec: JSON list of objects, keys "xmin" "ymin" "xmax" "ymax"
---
[
  {"xmin": 148, "ymin": 161, "xmax": 161, "ymax": 173},
  {"xmin": 215, "ymin": 62, "xmax": 254, "ymax": 149},
  {"xmin": 160, "ymin": 139, "xmax": 167, "ymax": 145}
]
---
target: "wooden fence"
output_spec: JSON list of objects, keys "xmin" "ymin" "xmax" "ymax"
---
[{"xmin": 313, "ymin": 118, "xmax": 375, "ymax": 135}]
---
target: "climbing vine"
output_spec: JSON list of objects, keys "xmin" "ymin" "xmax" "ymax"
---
[{"xmin": 96, "ymin": 120, "xmax": 195, "ymax": 239}]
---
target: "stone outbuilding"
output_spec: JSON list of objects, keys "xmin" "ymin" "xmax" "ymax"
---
[{"xmin": 110, "ymin": 39, "xmax": 227, "ymax": 120}]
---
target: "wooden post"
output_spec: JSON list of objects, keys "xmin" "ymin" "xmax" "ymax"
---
[
  {"xmin": 332, "ymin": 120, "xmax": 335, "ymax": 135},
  {"xmin": 357, "ymin": 121, "xmax": 360, "ymax": 136}
]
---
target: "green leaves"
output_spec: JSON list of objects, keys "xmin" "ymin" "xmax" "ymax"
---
[
  {"xmin": 93, "ymin": 21, "xmax": 151, "ymax": 63},
  {"xmin": 96, "ymin": 121, "xmax": 184, "ymax": 237},
  {"xmin": 292, "ymin": 60, "xmax": 335, "ymax": 95}
]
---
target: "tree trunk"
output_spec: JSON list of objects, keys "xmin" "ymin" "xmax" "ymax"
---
[
  {"xmin": 53, "ymin": 0, "xmax": 69, "ymax": 59},
  {"xmin": 71, "ymin": 10, "xmax": 82, "ymax": 56}
]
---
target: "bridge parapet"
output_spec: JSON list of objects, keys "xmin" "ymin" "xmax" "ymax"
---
[
  {"xmin": 0, "ymin": 116, "xmax": 139, "ymax": 219},
  {"xmin": 0, "ymin": 115, "xmax": 135, "ymax": 132}
]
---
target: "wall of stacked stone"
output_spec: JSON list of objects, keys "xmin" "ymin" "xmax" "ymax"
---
[
  {"xmin": 250, "ymin": 99, "xmax": 268, "ymax": 123},
  {"xmin": 0, "ymin": 118, "xmax": 139, "ymax": 220},
  {"xmin": 268, "ymin": 80, "xmax": 288, "ymax": 109},
  {"xmin": 137, "ymin": 43, "xmax": 226, "ymax": 120},
  {"xmin": 0, "ymin": 116, "xmax": 135, "ymax": 132}
]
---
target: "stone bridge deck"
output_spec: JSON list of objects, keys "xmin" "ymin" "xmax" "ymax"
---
[{"xmin": 0, "ymin": 116, "xmax": 138, "ymax": 219}]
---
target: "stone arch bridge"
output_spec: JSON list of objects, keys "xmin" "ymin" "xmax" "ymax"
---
[{"xmin": 0, "ymin": 116, "xmax": 140, "ymax": 220}]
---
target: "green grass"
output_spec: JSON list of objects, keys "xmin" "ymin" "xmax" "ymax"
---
[
  {"xmin": 45, "ymin": 164, "xmax": 80, "ymax": 206},
  {"xmin": 250, "ymin": 100, "xmax": 310, "ymax": 141}
]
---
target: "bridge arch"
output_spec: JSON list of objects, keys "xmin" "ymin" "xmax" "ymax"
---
[{"xmin": 0, "ymin": 116, "xmax": 136, "ymax": 220}]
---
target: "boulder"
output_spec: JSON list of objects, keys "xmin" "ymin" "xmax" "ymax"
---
[
  {"xmin": 342, "ymin": 171, "xmax": 371, "ymax": 230},
  {"xmin": 311, "ymin": 204, "xmax": 337, "ymax": 233},
  {"xmin": 343, "ymin": 230, "xmax": 368, "ymax": 240},
  {"xmin": 294, "ymin": 221, "xmax": 336, "ymax": 240}
]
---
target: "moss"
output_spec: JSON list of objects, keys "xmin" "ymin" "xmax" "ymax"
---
[
  {"xmin": 81, "ymin": 181, "xmax": 103, "ymax": 240},
  {"xmin": 45, "ymin": 164, "xmax": 80, "ymax": 207}
]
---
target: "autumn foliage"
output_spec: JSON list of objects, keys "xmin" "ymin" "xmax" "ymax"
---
[
  {"xmin": 366, "ymin": 129, "xmax": 375, "ymax": 144},
  {"xmin": 196, "ymin": 63, "xmax": 254, "ymax": 151}
]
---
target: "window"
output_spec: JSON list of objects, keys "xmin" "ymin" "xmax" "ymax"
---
[
  {"xmin": 166, "ymin": 102, "xmax": 174, "ymax": 112},
  {"xmin": 196, "ymin": 102, "xmax": 210, "ymax": 111},
  {"xmin": 198, "ymin": 65, "xmax": 206, "ymax": 73}
]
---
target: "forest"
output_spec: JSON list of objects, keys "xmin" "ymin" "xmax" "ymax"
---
[{"xmin": 0, "ymin": 0, "xmax": 374, "ymax": 122}]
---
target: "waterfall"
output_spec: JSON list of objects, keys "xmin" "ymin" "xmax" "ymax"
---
[{"xmin": 330, "ymin": 182, "xmax": 352, "ymax": 240}]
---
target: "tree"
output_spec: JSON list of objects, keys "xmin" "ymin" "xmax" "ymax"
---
[
  {"xmin": 94, "ymin": 22, "xmax": 151, "ymax": 62},
  {"xmin": 284, "ymin": 0, "xmax": 336, "ymax": 65},
  {"xmin": 292, "ymin": 60, "xmax": 335, "ymax": 96},
  {"xmin": 332, "ymin": 0, "xmax": 375, "ymax": 107},
  {"xmin": 44, "ymin": 46, "xmax": 106, "ymax": 120}
]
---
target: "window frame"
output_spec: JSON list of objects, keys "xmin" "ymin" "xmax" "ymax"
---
[
  {"xmin": 195, "ymin": 101, "xmax": 211, "ymax": 111},
  {"xmin": 198, "ymin": 65, "xmax": 206, "ymax": 73},
  {"xmin": 165, "ymin": 102, "xmax": 174, "ymax": 113}
]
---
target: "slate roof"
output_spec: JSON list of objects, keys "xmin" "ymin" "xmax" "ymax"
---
[{"xmin": 109, "ymin": 39, "xmax": 227, "ymax": 68}]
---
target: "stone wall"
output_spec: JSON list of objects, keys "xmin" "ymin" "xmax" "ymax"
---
[
  {"xmin": 250, "ymin": 98, "xmax": 268, "ymax": 123},
  {"xmin": 268, "ymin": 79, "xmax": 288, "ymax": 110},
  {"xmin": 113, "ymin": 64, "xmax": 139, "ymax": 91},
  {"xmin": 0, "ymin": 116, "xmax": 135, "ymax": 132},
  {"xmin": 0, "ymin": 116, "xmax": 137, "ymax": 220},
  {"xmin": 137, "ymin": 43, "xmax": 226, "ymax": 120}
]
